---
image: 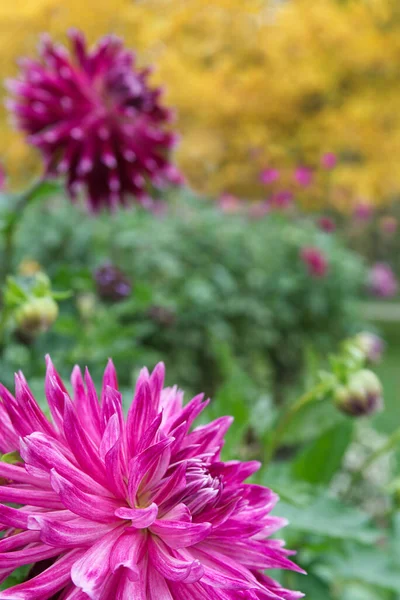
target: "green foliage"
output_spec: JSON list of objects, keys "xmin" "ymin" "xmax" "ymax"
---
[{"xmin": 0, "ymin": 190, "xmax": 366, "ymax": 401}]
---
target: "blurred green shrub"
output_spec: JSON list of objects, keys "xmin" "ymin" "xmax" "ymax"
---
[{"xmin": 0, "ymin": 189, "xmax": 366, "ymax": 400}]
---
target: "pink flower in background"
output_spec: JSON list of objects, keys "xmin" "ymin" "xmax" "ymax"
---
[
  {"xmin": 379, "ymin": 216, "xmax": 398, "ymax": 235},
  {"xmin": 248, "ymin": 200, "xmax": 270, "ymax": 218},
  {"xmin": 7, "ymin": 30, "xmax": 182, "ymax": 212},
  {"xmin": 294, "ymin": 166, "xmax": 313, "ymax": 187},
  {"xmin": 321, "ymin": 153, "xmax": 337, "ymax": 170},
  {"xmin": 0, "ymin": 163, "xmax": 6, "ymax": 191},
  {"xmin": 260, "ymin": 167, "xmax": 280, "ymax": 185},
  {"xmin": 0, "ymin": 358, "xmax": 304, "ymax": 599},
  {"xmin": 368, "ymin": 263, "xmax": 398, "ymax": 298},
  {"xmin": 270, "ymin": 190, "xmax": 294, "ymax": 209},
  {"xmin": 353, "ymin": 202, "xmax": 373, "ymax": 222},
  {"xmin": 317, "ymin": 216, "xmax": 336, "ymax": 233},
  {"xmin": 218, "ymin": 192, "xmax": 243, "ymax": 214},
  {"xmin": 300, "ymin": 247, "xmax": 328, "ymax": 278}
]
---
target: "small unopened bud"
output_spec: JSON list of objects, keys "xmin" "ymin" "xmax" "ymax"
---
[
  {"xmin": 77, "ymin": 293, "xmax": 96, "ymax": 320},
  {"xmin": 15, "ymin": 297, "xmax": 58, "ymax": 338},
  {"xmin": 335, "ymin": 370, "xmax": 383, "ymax": 417},
  {"xmin": 94, "ymin": 264, "xmax": 131, "ymax": 302},
  {"xmin": 354, "ymin": 332, "xmax": 385, "ymax": 364}
]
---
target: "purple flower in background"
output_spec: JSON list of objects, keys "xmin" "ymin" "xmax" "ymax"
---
[
  {"xmin": 0, "ymin": 358, "xmax": 304, "ymax": 599},
  {"xmin": 321, "ymin": 153, "xmax": 337, "ymax": 170},
  {"xmin": 368, "ymin": 263, "xmax": 398, "ymax": 298},
  {"xmin": 0, "ymin": 163, "xmax": 6, "ymax": 191},
  {"xmin": 353, "ymin": 202, "xmax": 373, "ymax": 222},
  {"xmin": 294, "ymin": 166, "xmax": 313, "ymax": 187},
  {"xmin": 260, "ymin": 167, "xmax": 280, "ymax": 185},
  {"xmin": 300, "ymin": 247, "xmax": 328, "ymax": 278},
  {"xmin": 7, "ymin": 30, "xmax": 182, "ymax": 212},
  {"xmin": 94, "ymin": 263, "xmax": 132, "ymax": 302},
  {"xmin": 317, "ymin": 216, "xmax": 336, "ymax": 233}
]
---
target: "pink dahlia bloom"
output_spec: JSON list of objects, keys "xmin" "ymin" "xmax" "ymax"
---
[
  {"xmin": 260, "ymin": 168, "xmax": 280, "ymax": 185},
  {"xmin": 300, "ymin": 247, "xmax": 329, "ymax": 278},
  {"xmin": 0, "ymin": 358, "xmax": 303, "ymax": 599},
  {"xmin": 6, "ymin": 30, "xmax": 182, "ymax": 212},
  {"xmin": 353, "ymin": 202, "xmax": 373, "ymax": 222},
  {"xmin": 321, "ymin": 153, "xmax": 337, "ymax": 170},
  {"xmin": 294, "ymin": 167, "xmax": 313, "ymax": 188},
  {"xmin": 368, "ymin": 263, "xmax": 398, "ymax": 298},
  {"xmin": 317, "ymin": 216, "xmax": 336, "ymax": 233},
  {"xmin": 270, "ymin": 191, "xmax": 293, "ymax": 210}
]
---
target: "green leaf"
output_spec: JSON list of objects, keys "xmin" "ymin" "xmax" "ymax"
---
[
  {"xmin": 0, "ymin": 451, "xmax": 22, "ymax": 464},
  {"xmin": 291, "ymin": 421, "xmax": 354, "ymax": 485},
  {"xmin": 325, "ymin": 545, "xmax": 400, "ymax": 593},
  {"xmin": 276, "ymin": 495, "xmax": 380, "ymax": 544}
]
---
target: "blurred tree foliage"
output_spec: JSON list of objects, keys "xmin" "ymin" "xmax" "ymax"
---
[{"xmin": 1, "ymin": 0, "xmax": 400, "ymax": 207}]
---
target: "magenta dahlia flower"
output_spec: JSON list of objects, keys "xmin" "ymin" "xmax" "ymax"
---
[
  {"xmin": 6, "ymin": 30, "xmax": 182, "ymax": 212},
  {"xmin": 367, "ymin": 263, "xmax": 398, "ymax": 298},
  {"xmin": 300, "ymin": 247, "xmax": 329, "ymax": 278},
  {"xmin": 0, "ymin": 358, "xmax": 303, "ymax": 599}
]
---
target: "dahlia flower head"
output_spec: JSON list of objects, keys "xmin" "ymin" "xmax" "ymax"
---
[
  {"xmin": 300, "ymin": 247, "xmax": 329, "ymax": 278},
  {"xmin": 6, "ymin": 30, "xmax": 183, "ymax": 212},
  {"xmin": 0, "ymin": 358, "xmax": 304, "ymax": 599}
]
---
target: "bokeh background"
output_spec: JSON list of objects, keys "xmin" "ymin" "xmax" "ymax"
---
[{"xmin": 1, "ymin": 2, "xmax": 400, "ymax": 599}]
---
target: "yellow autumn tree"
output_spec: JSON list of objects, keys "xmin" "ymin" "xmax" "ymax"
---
[{"xmin": 0, "ymin": 0, "xmax": 399, "ymax": 207}]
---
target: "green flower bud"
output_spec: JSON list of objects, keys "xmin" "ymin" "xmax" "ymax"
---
[
  {"xmin": 334, "ymin": 369, "xmax": 383, "ymax": 417},
  {"xmin": 15, "ymin": 296, "xmax": 58, "ymax": 338}
]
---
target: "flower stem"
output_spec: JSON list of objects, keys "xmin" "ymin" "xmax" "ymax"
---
[
  {"xmin": 264, "ymin": 380, "xmax": 331, "ymax": 466},
  {"xmin": 347, "ymin": 427, "xmax": 400, "ymax": 496},
  {"xmin": 2, "ymin": 179, "xmax": 44, "ymax": 280}
]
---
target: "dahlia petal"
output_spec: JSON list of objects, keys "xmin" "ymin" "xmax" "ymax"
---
[
  {"xmin": 1, "ymin": 532, "xmax": 40, "ymax": 555},
  {"xmin": 45, "ymin": 355, "xmax": 68, "ymax": 429},
  {"xmin": 153, "ymin": 462, "xmax": 187, "ymax": 509},
  {"xmin": 0, "ymin": 462, "xmax": 50, "ymax": 488},
  {"xmin": 50, "ymin": 470, "xmax": 122, "ymax": 522},
  {"xmin": 62, "ymin": 395, "xmax": 106, "ymax": 483},
  {"xmin": 150, "ymin": 518, "xmax": 212, "ymax": 549},
  {"xmin": 0, "ymin": 549, "xmax": 84, "ymax": 600},
  {"xmin": 28, "ymin": 515, "xmax": 118, "ymax": 548},
  {"xmin": 20, "ymin": 433, "xmax": 108, "ymax": 496},
  {"xmin": 109, "ymin": 530, "xmax": 146, "ymax": 580},
  {"xmin": 14, "ymin": 374, "xmax": 55, "ymax": 438},
  {"xmin": 127, "ymin": 437, "xmax": 173, "ymax": 503},
  {"xmin": 70, "ymin": 527, "xmax": 123, "ymax": 599},
  {"xmin": 0, "ymin": 486, "xmax": 62, "ymax": 509},
  {"xmin": 100, "ymin": 359, "xmax": 118, "ymax": 409},
  {"xmin": 147, "ymin": 567, "xmax": 173, "ymax": 600},
  {"xmin": 148, "ymin": 537, "xmax": 204, "ymax": 583},
  {"xmin": 115, "ymin": 504, "xmax": 158, "ymax": 529},
  {"xmin": 0, "ymin": 504, "xmax": 29, "ymax": 529},
  {"xmin": 126, "ymin": 381, "xmax": 155, "ymax": 456},
  {"xmin": 0, "ymin": 543, "xmax": 61, "ymax": 570}
]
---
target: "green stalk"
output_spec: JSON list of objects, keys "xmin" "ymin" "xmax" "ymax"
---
[
  {"xmin": 2, "ymin": 178, "xmax": 45, "ymax": 280},
  {"xmin": 347, "ymin": 427, "xmax": 400, "ymax": 496},
  {"xmin": 264, "ymin": 380, "xmax": 331, "ymax": 466}
]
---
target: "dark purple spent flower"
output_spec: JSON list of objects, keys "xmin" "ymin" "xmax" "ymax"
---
[
  {"xmin": 94, "ymin": 264, "xmax": 131, "ymax": 301},
  {"xmin": 7, "ymin": 30, "xmax": 183, "ymax": 212}
]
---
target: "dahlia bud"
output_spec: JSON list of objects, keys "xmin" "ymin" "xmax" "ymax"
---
[
  {"xmin": 94, "ymin": 264, "xmax": 131, "ymax": 302},
  {"xmin": 335, "ymin": 369, "xmax": 383, "ymax": 417},
  {"xmin": 15, "ymin": 296, "xmax": 58, "ymax": 338},
  {"xmin": 354, "ymin": 332, "xmax": 385, "ymax": 364}
]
